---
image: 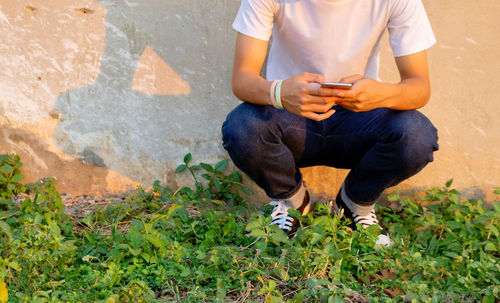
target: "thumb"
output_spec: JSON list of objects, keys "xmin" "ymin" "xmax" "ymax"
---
[
  {"xmin": 339, "ymin": 74, "xmax": 364, "ymax": 84},
  {"xmin": 301, "ymin": 72, "xmax": 325, "ymax": 84}
]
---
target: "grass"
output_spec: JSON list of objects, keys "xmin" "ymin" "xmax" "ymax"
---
[{"xmin": 0, "ymin": 153, "xmax": 498, "ymax": 302}]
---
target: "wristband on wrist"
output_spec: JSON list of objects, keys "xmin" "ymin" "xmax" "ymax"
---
[
  {"xmin": 274, "ymin": 80, "xmax": 284, "ymax": 109},
  {"xmin": 269, "ymin": 80, "xmax": 279, "ymax": 108}
]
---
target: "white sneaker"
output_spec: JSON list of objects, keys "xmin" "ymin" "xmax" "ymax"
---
[
  {"xmin": 336, "ymin": 193, "xmax": 392, "ymax": 247},
  {"xmin": 269, "ymin": 191, "xmax": 311, "ymax": 238}
]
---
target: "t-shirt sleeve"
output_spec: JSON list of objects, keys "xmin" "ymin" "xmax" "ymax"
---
[
  {"xmin": 232, "ymin": 0, "xmax": 275, "ymax": 41},
  {"xmin": 388, "ymin": 0, "xmax": 436, "ymax": 57}
]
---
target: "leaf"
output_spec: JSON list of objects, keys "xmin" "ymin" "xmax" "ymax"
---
[
  {"xmin": 216, "ymin": 277, "xmax": 227, "ymax": 300},
  {"xmin": 489, "ymin": 225, "xmax": 499, "ymax": 237},
  {"xmin": 145, "ymin": 234, "xmax": 163, "ymax": 248},
  {"xmin": 81, "ymin": 213, "xmax": 94, "ymax": 228},
  {"xmin": 327, "ymin": 296, "xmax": 343, "ymax": 303},
  {"xmin": 482, "ymin": 295, "xmax": 495, "ymax": 303},
  {"xmin": 230, "ymin": 171, "xmax": 241, "ymax": 182},
  {"xmin": 129, "ymin": 247, "xmax": 142, "ymax": 256},
  {"xmin": 445, "ymin": 179, "xmax": 454, "ymax": 188},
  {"xmin": 0, "ymin": 165, "xmax": 13, "ymax": 175},
  {"xmin": 175, "ymin": 164, "xmax": 187, "ymax": 174},
  {"xmin": 215, "ymin": 160, "xmax": 228, "ymax": 173},
  {"xmin": 246, "ymin": 215, "xmax": 263, "ymax": 231},
  {"xmin": 0, "ymin": 280, "xmax": 7, "ymax": 303},
  {"xmin": 310, "ymin": 232, "xmax": 323, "ymax": 245},
  {"xmin": 10, "ymin": 173, "xmax": 23, "ymax": 183},
  {"xmin": 305, "ymin": 278, "xmax": 319, "ymax": 289},
  {"xmin": 106, "ymin": 296, "xmax": 119, "ymax": 303},
  {"xmin": 292, "ymin": 292, "xmax": 305, "ymax": 303},
  {"xmin": 249, "ymin": 229, "xmax": 266, "ymax": 237},
  {"xmin": 269, "ymin": 231, "xmax": 288, "ymax": 243},
  {"xmin": 190, "ymin": 165, "xmax": 201, "ymax": 171},
  {"xmin": 447, "ymin": 221, "xmax": 462, "ymax": 230},
  {"xmin": 82, "ymin": 255, "xmax": 96, "ymax": 262},
  {"xmin": 183, "ymin": 153, "xmax": 192, "ymax": 164},
  {"xmin": 0, "ymin": 221, "xmax": 13, "ymax": 241},
  {"xmin": 312, "ymin": 215, "xmax": 330, "ymax": 227},
  {"xmin": 493, "ymin": 201, "xmax": 500, "ymax": 213},
  {"xmin": 200, "ymin": 163, "xmax": 214, "ymax": 173},
  {"xmin": 214, "ymin": 178, "xmax": 221, "ymax": 191},
  {"xmin": 6, "ymin": 184, "xmax": 14, "ymax": 192},
  {"xmin": 387, "ymin": 190, "xmax": 400, "ymax": 202},
  {"xmin": 195, "ymin": 250, "xmax": 206, "ymax": 259},
  {"xmin": 241, "ymin": 186, "xmax": 252, "ymax": 195},
  {"xmin": 211, "ymin": 199, "xmax": 225, "ymax": 206},
  {"xmin": 288, "ymin": 209, "xmax": 301, "ymax": 218},
  {"xmin": 268, "ymin": 296, "xmax": 285, "ymax": 303},
  {"xmin": 7, "ymin": 261, "xmax": 20, "ymax": 271},
  {"xmin": 484, "ymin": 243, "xmax": 496, "ymax": 252},
  {"xmin": 166, "ymin": 204, "xmax": 182, "ymax": 218}
]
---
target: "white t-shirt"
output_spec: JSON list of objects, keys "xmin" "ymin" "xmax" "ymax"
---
[{"xmin": 233, "ymin": 0, "xmax": 436, "ymax": 82}]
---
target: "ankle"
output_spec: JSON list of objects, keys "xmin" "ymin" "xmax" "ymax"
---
[
  {"xmin": 340, "ymin": 183, "xmax": 374, "ymax": 217},
  {"xmin": 286, "ymin": 182, "xmax": 307, "ymax": 210}
]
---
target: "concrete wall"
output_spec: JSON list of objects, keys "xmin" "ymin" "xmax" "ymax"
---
[{"xmin": 0, "ymin": 0, "xmax": 498, "ymax": 202}]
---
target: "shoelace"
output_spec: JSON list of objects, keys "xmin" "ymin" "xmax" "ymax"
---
[
  {"xmin": 352, "ymin": 208, "xmax": 392, "ymax": 247},
  {"xmin": 352, "ymin": 209, "xmax": 381, "ymax": 229},
  {"xmin": 269, "ymin": 200, "xmax": 293, "ymax": 231}
]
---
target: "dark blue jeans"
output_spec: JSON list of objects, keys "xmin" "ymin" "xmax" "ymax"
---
[{"xmin": 221, "ymin": 103, "xmax": 439, "ymax": 205}]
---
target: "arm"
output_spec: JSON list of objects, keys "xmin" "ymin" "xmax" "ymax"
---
[
  {"xmin": 232, "ymin": 32, "xmax": 340, "ymax": 121},
  {"xmin": 333, "ymin": 50, "xmax": 431, "ymax": 111}
]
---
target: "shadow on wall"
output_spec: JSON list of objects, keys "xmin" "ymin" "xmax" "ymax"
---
[
  {"xmin": 53, "ymin": 0, "xmax": 237, "ymax": 186},
  {"xmin": 0, "ymin": 128, "xmax": 109, "ymax": 194}
]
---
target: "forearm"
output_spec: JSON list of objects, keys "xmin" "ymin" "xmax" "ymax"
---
[
  {"xmin": 335, "ymin": 73, "xmax": 431, "ymax": 112},
  {"xmin": 382, "ymin": 76, "xmax": 430, "ymax": 110},
  {"xmin": 232, "ymin": 72, "xmax": 273, "ymax": 106}
]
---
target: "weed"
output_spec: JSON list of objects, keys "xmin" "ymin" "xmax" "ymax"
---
[{"xmin": 0, "ymin": 154, "xmax": 498, "ymax": 302}]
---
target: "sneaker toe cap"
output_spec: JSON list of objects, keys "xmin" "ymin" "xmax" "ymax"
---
[{"xmin": 375, "ymin": 234, "xmax": 393, "ymax": 247}]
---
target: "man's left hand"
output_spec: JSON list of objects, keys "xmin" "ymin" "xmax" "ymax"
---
[{"xmin": 330, "ymin": 74, "xmax": 395, "ymax": 112}]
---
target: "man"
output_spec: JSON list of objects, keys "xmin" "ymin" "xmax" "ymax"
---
[{"xmin": 222, "ymin": 0, "xmax": 439, "ymax": 245}]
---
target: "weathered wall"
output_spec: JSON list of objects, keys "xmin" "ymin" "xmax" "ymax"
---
[{"xmin": 0, "ymin": 0, "xmax": 498, "ymax": 202}]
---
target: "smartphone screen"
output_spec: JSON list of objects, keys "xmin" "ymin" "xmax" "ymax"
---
[{"xmin": 321, "ymin": 82, "xmax": 353, "ymax": 89}]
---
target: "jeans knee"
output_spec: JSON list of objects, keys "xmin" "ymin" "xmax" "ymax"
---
[
  {"xmin": 389, "ymin": 110, "xmax": 439, "ymax": 170},
  {"xmin": 221, "ymin": 103, "xmax": 271, "ymax": 154}
]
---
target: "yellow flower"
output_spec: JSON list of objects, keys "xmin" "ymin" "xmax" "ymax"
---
[{"xmin": 0, "ymin": 280, "xmax": 8, "ymax": 303}]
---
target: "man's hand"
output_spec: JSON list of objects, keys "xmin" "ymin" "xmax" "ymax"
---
[
  {"xmin": 281, "ymin": 73, "xmax": 341, "ymax": 121},
  {"xmin": 330, "ymin": 74, "xmax": 395, "ymax": 112},
  {"xmin": 327, "ymin": 50, "xmax": 432, "ymax": 112}
]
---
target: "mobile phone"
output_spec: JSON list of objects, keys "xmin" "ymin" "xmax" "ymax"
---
[{"xmin": 321, "ymin": 82, "xmax": 353, "ymax": 89}]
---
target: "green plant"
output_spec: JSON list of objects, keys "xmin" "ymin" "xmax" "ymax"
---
[
  {"xmin": 0, "ymin": 154, "xmax": 498, "ymax": 302},
  {"xmin": 175, "ymin": 153, "xmax": 252, "ymax": 208},
  {"xmin": 0, "ymin": 154, "xmax": 25, "ymax": 211}
]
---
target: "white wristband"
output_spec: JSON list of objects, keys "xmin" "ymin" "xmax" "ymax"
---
[
  {"xmin": 274, "ymin": 80, "xmax": 284, "ymax": 109},
  {"xmin": 269, "ymin": 80, "xmax": 279, "ymax": 109}
]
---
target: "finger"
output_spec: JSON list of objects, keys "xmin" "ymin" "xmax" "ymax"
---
[
  {"xmin": 333, "ymin": 89, "xmax": 358, "ymax": 98},
  {"xmin": 301, "ymin": 72, "xmax": 325, "ymax": 85},
  {"xmin": 337, "ymin": 102, "xmax": 363, "ymax": 112},
  {"xmin": 308, "ymin": 85, "xmax": 347, "ymax": 98},
  {"xmin": 339, "ymin": 74, "xmax": 364, "ymax": 83},
  {"xmin": 302, "ymin": 109, "xmax": 336, "ymax": 121},
  {"xmin": 300, "ymin": 102, "xmax": 335, "ymax": 113},
  {"xmin": 302, "ymin": 95, "xmax": 341, "ymax": 105}
]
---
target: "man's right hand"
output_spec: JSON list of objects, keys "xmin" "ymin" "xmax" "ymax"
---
[{"xmin": 281, "ymin": 73, "xmax": 340, "ymax": 121}]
